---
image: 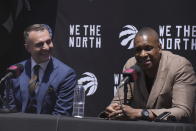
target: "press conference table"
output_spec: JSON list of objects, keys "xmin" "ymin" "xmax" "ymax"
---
[{"xmin": 0, "ymin": 113, "xmax": 195, "ymax": 131}]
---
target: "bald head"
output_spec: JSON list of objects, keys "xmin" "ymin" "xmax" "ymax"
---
[{"xmin": 134, "ymin": 27, "xmax": 160, "ymax": 45}]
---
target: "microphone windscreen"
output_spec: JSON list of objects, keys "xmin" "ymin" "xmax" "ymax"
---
[
  {"xmin": 123, "ymin": 65, "xmax": 141, "ymax": 81},
  {"xmin": 7, "ymin": 64, "xmax": 24, "ymax": 78}
]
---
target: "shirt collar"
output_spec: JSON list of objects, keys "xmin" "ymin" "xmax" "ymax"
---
[{"xmin": 31, "ymin": 57, "xmax": 50, "ymax": 72}]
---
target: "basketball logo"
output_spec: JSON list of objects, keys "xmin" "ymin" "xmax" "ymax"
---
[
  {"xmin": 119, "ymin": 25, "xmax": 138, "ymax": 49},
  {"xmin": 78, "ymin": 72, "xmax": 98, "ymax": 96}
]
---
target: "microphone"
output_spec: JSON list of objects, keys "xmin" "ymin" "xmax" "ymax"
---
[
  {"xmin": 119, "ymin": 65, "xmax": 141, "ymax": 87},
  {"xmin": 0, "ymin": 64, "xmax": 24, "ymax": 84},
  {"xmin": 113, "ymin": 65, "xmax": 141, "ymax": 115}
]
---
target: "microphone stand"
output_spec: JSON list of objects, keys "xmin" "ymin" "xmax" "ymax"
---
[
  {"xmin": 0, "ymin": 78, "xmax": 16, "ymax": 113},
  {"xmin": 117, "ymin": 77, "xmax": 130, "ymax": 106},
  {"xmin": 117, "ymin": 77, "xmax": 129, "ymax": 108},
  {"xmin": 124, "ymin": 84, "xmax": 128, "ymax": 105}
]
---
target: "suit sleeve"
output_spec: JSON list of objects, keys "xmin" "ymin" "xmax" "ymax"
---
[
  {"xmin": 52, "ymin": 68, "xmax": 77, "ymax": 116},
  {"xmin": 151, "ymin": 59, "xmax": 196, "ymax": 121}
]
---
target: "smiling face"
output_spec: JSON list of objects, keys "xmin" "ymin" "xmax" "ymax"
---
[
  {"xmin": 25, "ymin": 29, "xmax": 54, "ymax": 64},
  {"xmin": 134, "ymin": 32, "xmax": 161, "ymax": 73}
]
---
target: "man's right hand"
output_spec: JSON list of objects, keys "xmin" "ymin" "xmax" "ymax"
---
[{"xmin": 105, "ymin": 103, "xmax": 123, "ymax": 118}]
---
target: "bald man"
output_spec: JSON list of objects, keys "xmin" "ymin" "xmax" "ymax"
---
[{"xmin": 104, "ymin": 27, "xmax": 196, "ymax": 122}]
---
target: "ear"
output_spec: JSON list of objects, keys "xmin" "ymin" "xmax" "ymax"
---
[
  {"xmin": 24, "ymin": 43, "xmax": 28, "ymax": 49},
  {"xmin": 158, "ymin": 43, "xmax": 162, "ymax": 53},
  {"xmin": 158, "ymin": 42, "xmax": 162, "ymax": 49},
  {"xmin": 24, "ymin": 43, "xmax": 30, "ymax": 53}
]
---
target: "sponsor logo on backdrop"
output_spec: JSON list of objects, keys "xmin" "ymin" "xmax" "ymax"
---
[
  {"xmin": 78, "ymin": 72, "xmax": 98, "ymax": 96},
  {"xmin": 159, "ymin": 25, "xmax": 196, "ymax": 50},
  {"xmin": 119, "ymin": 25, "xmax": 138, "ymax": 49},
  {"xmin": 68, "ymin": 24, "xmax": 101, "ymax": 48},
  {"xmin": 113, "ymin": 73, "xmax": 123, "ymax": 96}
]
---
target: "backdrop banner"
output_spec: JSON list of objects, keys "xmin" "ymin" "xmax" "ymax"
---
[{"xmin": 53, "ymin": 0, "xmax": 196, "ymax": 116}]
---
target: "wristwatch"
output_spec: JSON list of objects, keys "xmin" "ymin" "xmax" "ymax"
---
[{"xmin": 141, "ymin": 109, "xmax": 150, "ymax": 120}]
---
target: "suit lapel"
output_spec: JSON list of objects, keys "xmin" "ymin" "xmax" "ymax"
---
[
  {"xmin": 36, "ymin": 58, "xmax": 58, "ymax": 113},
  {"xmin": 19, "ymin": 59, "xmax": 31, "ymax": 112},
  {"xmin": 146, "ymin": 53, "xmax": 168, "ymax": 108}
]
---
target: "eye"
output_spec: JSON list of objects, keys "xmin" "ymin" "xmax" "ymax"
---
[
  {"xmin": 35, "ymin": 42, "xmax": 44, "ymax": 47},
  {"xmin": 134, "ymin": 47, "xmax": 142, "ymax": 53},
  {"xmin": 34, "ymin": 39, "xmax": 52, "ymax": 47},
  {"xmin": 45, "ymin": 39, "xmax": 52, "ymax": 45},
  {"xmin": 144, "ymin": 45, "xmax": 153, "ymax": 51}
]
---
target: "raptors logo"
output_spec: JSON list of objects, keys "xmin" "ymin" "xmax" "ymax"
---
[
  {"xmin": 119, "ymin": 25, "xmax": 138, "ymax": 49},
  {"xmin": 78, "ymin": 72, "xmax": 98, "ymax": 96}
]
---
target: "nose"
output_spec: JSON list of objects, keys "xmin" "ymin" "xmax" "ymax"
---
[
  {"xmin": 42, "ymin": 42, "xmax": 53, "ymax": 50},
  {"xmin": 140, "ymin": 49, "xmax": 148, "ymax": 57},
  {"xmin": 43, "ymin": 42, "xmax": 50, "ymax": 50}
]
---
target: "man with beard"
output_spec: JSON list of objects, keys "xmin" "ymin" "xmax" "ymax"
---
[
  {"xmin": 6, "ymin": 24, "xmax": 77, "ymax": 115},
  {"xmin": 104, "ymin": 27, "xmax": 196, "ymax": 122}
]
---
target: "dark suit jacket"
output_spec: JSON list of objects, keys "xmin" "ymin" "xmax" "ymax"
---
[
  {"xmin": 112, "ymin": 51, "xmax": 196, "ymax": 121},
  {"xmin": 7, "ymin": 57, "xmax": 77, "ymax": 116}
]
